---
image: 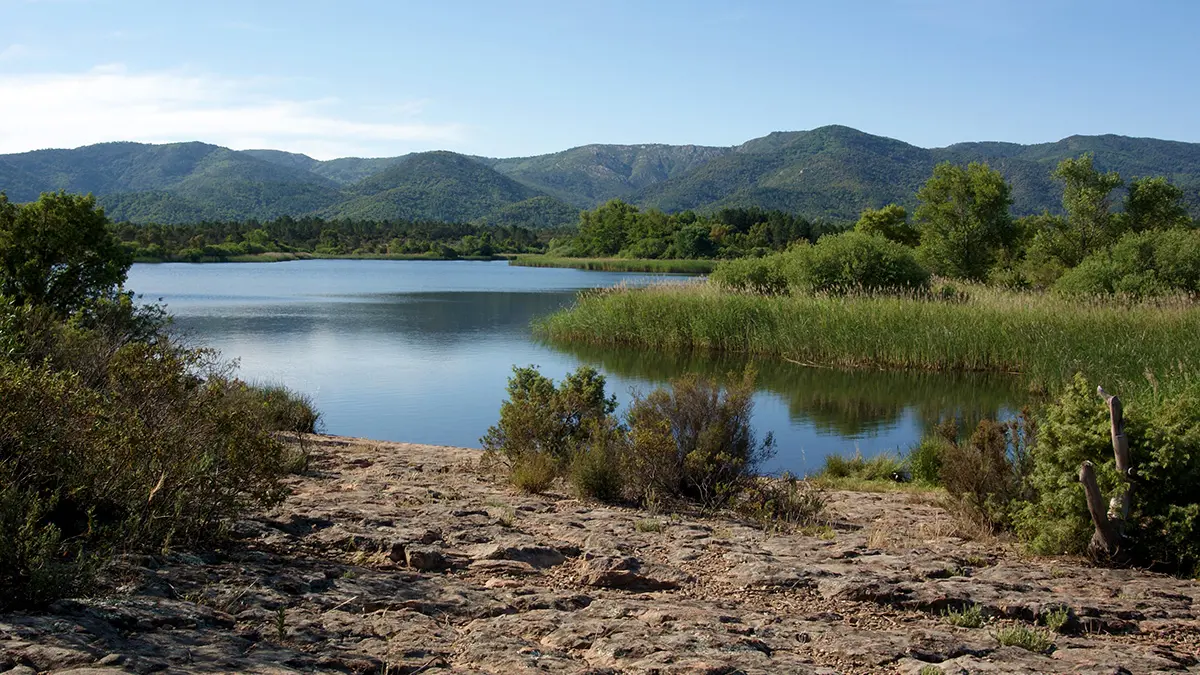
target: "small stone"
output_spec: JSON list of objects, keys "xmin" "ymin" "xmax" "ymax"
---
[
  {"xmin": 97, "ymin": 654, "xmax": 126, "ymax": 665},
  {"xmin": 405, "ymin": 545, "xmax": 447, "ymax": 571}
]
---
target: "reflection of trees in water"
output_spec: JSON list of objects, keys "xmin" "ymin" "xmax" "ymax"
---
[
  {"xmin": 548, "ymin": 341, "xmax": 1026, "ymax": 439},
  {"xmin": 172, "ymin": 291, "xmax": 580, "ymax": 344}
]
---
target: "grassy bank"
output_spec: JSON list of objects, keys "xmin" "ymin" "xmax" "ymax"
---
[
  {"xmin": 536, "ymin": 283, "xmax": 1200, "ymax": 390},
  {"xmin": 509, "ymin": 254, "xmax": 715, "ymax": 274}
]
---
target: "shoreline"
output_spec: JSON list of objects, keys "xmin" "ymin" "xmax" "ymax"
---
[
  {"xmin": 132, "ymin": 252, "xmax": 515, "ymax": 264},
  {"xmin": 1, "ymin": 433, "xmax": 1195, "ymax": 674},
  {"xmin": 508, "ymin": 254, "xmax": 716, "ymax": 274}
]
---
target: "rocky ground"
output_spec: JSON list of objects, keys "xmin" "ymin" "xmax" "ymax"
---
[{"xmin": 2, "ymin": 436, "xmax": 1198, "ymax": 674}]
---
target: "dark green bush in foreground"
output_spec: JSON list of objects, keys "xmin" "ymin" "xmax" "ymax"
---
[
  {"xmin": 1015, "ymin": 374, "xmax": 1200, "ymax": 575},
  {"xmin": 0, "ymin": 308, "xmax": 305, "ymax": 608},
  {"xmin": 0, "ymin": 192, "xmax": 316, "ymax": 609}
]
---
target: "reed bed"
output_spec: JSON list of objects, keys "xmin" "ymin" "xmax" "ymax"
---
[
  {"xmin": 509, "ymin": 255, "xmax": 715, "ymax": 274},
  {"xmin": 536, "ymin": 282, "xmax": 1200, "ymax": 390}
]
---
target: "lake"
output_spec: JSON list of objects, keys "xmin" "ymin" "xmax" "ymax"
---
[{"xmin": 126, "ymin": 259, "xmax": 1021, "ymax": 475}]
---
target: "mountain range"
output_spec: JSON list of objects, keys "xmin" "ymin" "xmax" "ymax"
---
[{"xmin": 2, "ymin": 126, "xmax": 1199, "ymax": 225}]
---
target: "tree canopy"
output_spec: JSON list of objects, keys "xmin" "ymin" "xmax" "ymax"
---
[
  {"xmin": 0, "ymin": 192, "xmax": 131, "ymax": 314},
  {"xmin": 914, "ymin": 162, "xmax": 1015, "ymax": 281}
]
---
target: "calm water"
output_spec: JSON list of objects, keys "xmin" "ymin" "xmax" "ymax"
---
[{"xmin": 126, "ymin": 260, "xmax": 1021, "ymax": 475}]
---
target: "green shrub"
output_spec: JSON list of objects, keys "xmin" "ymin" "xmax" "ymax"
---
[
  {"xmin": 819, "ymin": 452, "xmax": 905, "ymax": 482},
  {"xmin": 1015, "ymin": 374, "xmax": 1200, "ymax": 575},
  {"xmin": 569, "ymin": 420, "xmax": 627, "ymax": 502},
  {"xmin": 710, "ymin": 232, "xmax": 929, "ymax": 296},
  {"xmin": 1041, "ymin": 606, "xmax": 1071, "ymax": 634},
  {"xmin": 0, "ymin": 194, "xmax": 311, "ymax": 609},
  {"xmin": 510, "ymin": 452, "xmax": 558, "ymax": 494},
  {"xmin": 710, "ymin": 253, "xmax": 792, "ymax": 295},
  {"xmin": 625, "ymin": 370, "xmax": 774, "ymax": 508},
  {"xmin": 793, "ymin": 231, "xmax": 930, "ymax": 294},
  {"xmin": 251, "ymin": 384, "xmax": 322, "ymax": 434},
  {"xmin": 0, "ymin": 339, "xmax": 292, "ymax": 609},
  {"xmin": 908, "ymin": 436, "xmax": 949, "ymax": 485},
  {"xmin": 1055, "ymin": 229, "xmax": 1200, "ymax": 297},
  {"xmin": 481, "ymin": 365, "xmax": 617, "ymax": 464}
]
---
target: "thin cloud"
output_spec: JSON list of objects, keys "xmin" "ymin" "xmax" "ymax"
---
[
  {"xmin": 0, "ymin": 44, "xmax": 31, "ymax": 61},
  {"xmin": 0, "ymin": 65, "xmax": 466, "ymax": 159}
]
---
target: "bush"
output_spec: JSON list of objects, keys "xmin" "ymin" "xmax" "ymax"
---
[
  {"xmin": 908, "ymin": 436, "xmax": 950, "ymax": 485},
  {"xmin": 942, "ymin": 603, "xmax": 985, "ymax": 628},
  {"xmin": 481, "ymin": 365, "xmax": 617, "ymax": 464},
  {"xmin": 0, "ymin": 339, "xmax": 292, "ymax": 608},
  {"xmin": 0, "ymin": 193, "xmax": 312, "ymax": 608},
  {"xmin": 709, "ymin": 233, "xmax": 929, "ymax": 296},
  {"xmin": 510, "ymin": 452, "xmax": 558, "ymax": 494},
  {"xmin": 251, "ymin": 384, "xmax": 322, "ymax": 434},
  {"xmin": 710, "ymin": 253, "xmax": 792, "ymax": 295},
  {"xmin": 1014, "ymin": 374, "xmax": 1200, "ymax": 575},
  {"xmin": 485, "ymin": 366, "xmax": 781, "ymax": 513},
  {"xmin": 625, "ymin": 370, "xmax": 774, "ymax": 508},
  {"xmin": 796, "ymin": 231, "xmax": 930, "ymax": 294},
  {"xmin": 737, "ymin": 473, "xmax": 826, "ymax": 529},
  {"xmin": 1054, "ymin": 229, "xmax": 1200, "ymax": 297},
  {"xmin": 940, "ymin": 413, "xmax": 1035, "ymax": 532},
  {"xmin": 569, "ymin": 420, "xmax": 627, "ymax": 502},
  {"xmin": 993, "ymin": 624, "xmax": 1054, "ymax": 653}
]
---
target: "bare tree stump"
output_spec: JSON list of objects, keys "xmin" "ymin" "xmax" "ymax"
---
[{"xmin": 1080, "ymin": 386, "xmax": 1133, "ymax": 561}]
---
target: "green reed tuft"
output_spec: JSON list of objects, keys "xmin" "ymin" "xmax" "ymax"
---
[{"xmin": 535, "ymin": 281, "xmax": 1200, "ymax": 392}]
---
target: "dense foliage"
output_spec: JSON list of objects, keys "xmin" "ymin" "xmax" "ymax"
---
[
  {"xmin": 915, "ymin": 162, "xmax": 1017, "ymax": 281},
  {"xmin": 1012, "ymin": 375, "xmax": 1200, "ymax": 576},
  {"xmin": 0, "ymin": 193, "xmax": 315, "ymax": 608},
  {"xmin": 0, "ymin": 193, "xmax": 132, "ymax": 313},
  {"xmin": 112, "ymin": 215, "xmax": 543, "ymax": 261},
  {"xmin": 1053, "ymin": 228, "xmax": 1200, "ymax": 296},
  {"xmin": 561, "ymin": 200, "xmax": 831, "ymax": 260},
  {"xmin": 711, "ymin": 231, "xmax": 930, "ymax": 294}
]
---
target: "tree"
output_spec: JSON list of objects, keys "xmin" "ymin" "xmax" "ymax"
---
[
  {"xmin": 0, "ymin": 192, "xmax": 131, "ymax": 314},
  {"xmin": 1122, "ymin": 176, "xmax": 1191, "ymax": 232},
  {"xmin": 854, "ymin": 204, "xmax": 919, "ymax": 247},
  {"xmin": 577, "ymin": 199, "xmax": 639, "ymax": 256},
  {"xmin": 1050, "ymin": 153, "xmax": 1124, "ymax": 266},
  {"xmin": 914, "ymin": 162, "xmax": 1015, "ymax": 281}
]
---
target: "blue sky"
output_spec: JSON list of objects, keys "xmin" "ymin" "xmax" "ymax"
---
[{"xmin": 2, "ymin": 0, "xmax": 1197, "ymax": 159}]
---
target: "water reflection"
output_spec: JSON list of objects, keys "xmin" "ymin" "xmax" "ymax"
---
[
  {"xmin": 128, "ymin": 260, "xmax": 1026, "ymax": 475},
  {"xmin": 549, "ymin": 342, "xmax": 1025, "ymax": 442}
]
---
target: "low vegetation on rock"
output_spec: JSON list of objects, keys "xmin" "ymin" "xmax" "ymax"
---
[
  {"xmin": 0, "ymin": 192, "xmax": 319, "ymax": 609},
  {"xmin": 482, "ymin": 365, "xmax": 824, "ymax": 527}
]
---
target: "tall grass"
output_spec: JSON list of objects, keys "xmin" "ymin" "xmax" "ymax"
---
[
  {"xmin": 509, "ymin": 254, "xmax": 715, "ymax": 274},
  {"xmin": 536, "ymin": 282, "xmax": 1200, "ymax": 391}
]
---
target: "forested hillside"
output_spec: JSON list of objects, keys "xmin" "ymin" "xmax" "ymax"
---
[{"xmin": 3, "ymin": 127, "xmax": 1199, "ymax": 225}]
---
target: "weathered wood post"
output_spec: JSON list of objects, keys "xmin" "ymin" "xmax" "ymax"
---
[{"xmin": 1078, "ymin": 386, "xmax": 1133, "ymax": 561}]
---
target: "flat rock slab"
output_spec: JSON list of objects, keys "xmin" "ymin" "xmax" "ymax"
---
[{"xmin": 1, "ymin": 435, "xmax": 1197, "ymax": 674}]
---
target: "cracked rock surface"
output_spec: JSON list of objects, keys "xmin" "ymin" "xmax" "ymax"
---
[{"xmin": 1, "ymin": 435, "xmax": 1198, "ymax": 674}]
